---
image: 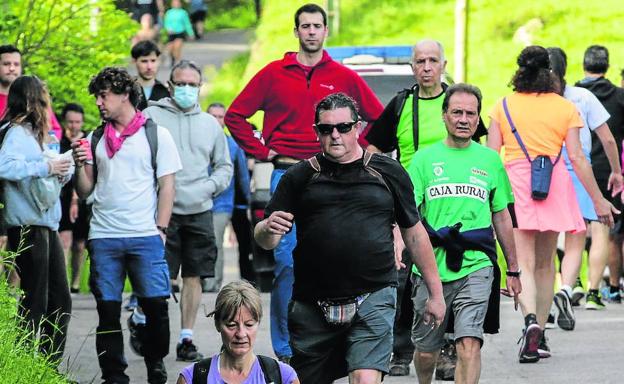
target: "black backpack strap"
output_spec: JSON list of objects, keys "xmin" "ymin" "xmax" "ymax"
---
[
  {"xmin": 362, "ymin": 151, "xmax": 390, "ymax": 193},
  {"xmin": 191, "ymin": 357, "xmax": 212, "ymax": 384},
  {"xmin": 0, "ymin": 122, "xmax": 12, "ymax": 149},
  {"xmin": 257, "ymin": 355, "xmax": 282, "ymax": 384},
  {"xmin": 144, "ymin": 118, "xmax": 159, "ymax": 186},
  {"xmin": 90, "ymin": 124, "xmax": 106, "ymax": 184}
]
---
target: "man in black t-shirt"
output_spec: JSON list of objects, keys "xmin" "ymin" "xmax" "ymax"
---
[{"xmin": 254, "ymin": 93, "xmax": 444, "ymax": 384}]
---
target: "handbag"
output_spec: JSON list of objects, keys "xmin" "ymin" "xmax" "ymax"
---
[
  {"xmin": 317, "ymin": 293, "xmax": 370, "ymax": 325},
  {"xmin": 502, "ymin": 98, "xmax": 561, "ymax": 200}
]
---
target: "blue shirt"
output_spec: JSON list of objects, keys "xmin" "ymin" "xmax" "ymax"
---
[{"xmin": 212, "ymin": 136, "xmax": 250, "ymax": 214}]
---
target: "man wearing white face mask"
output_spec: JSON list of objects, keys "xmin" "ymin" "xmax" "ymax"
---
[{"xmin": 143, "ymin": 60, "xmax": 233, "ymax": 362}]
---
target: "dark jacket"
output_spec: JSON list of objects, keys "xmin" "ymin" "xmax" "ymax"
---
[
  {"xmin": 423, "ymin": 220, "xmax": 501, "ymax": 334},
  {"xmin": 365, "ymin": 83, "xmax": 487, "ymax": 163},
  {"xmin": 137, "ymin": 80, "xmax": 170, "ymax": 111},
  {"xmin": 575, "ymin": 76, "xmax": 624, "ymax": 178}
]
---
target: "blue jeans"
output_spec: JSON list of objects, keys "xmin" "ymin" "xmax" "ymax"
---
[
  {"xmin": 89, "ymin": 235, "xmax": 171, "ymax": 301},
  {"xmin": 270, "ymin": 168, "xmax": 296, "ymax": 358}
]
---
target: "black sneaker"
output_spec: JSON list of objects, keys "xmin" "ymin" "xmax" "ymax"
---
[
  {"xmin": 554, "ymin": 290, "xmax": 575, "ymax": 331},
  {"xmin": 518, "ymin": 323, "xmax": 541, "ymax": 363},
  {"xmin": 388, "ymin": 354, "xmax": 411, "ymax": 376},
  {"xmin": 145, "ymin": 358, "xmax": 167, "ymax": 384},
  {"xmin": 176, "ymin": 339, "xmax": 204, "ymax": 362},
  {"xmin": 537, "ymin": 332, "xmax": 551, "ymax": 358},
  {"xmin": 127, "ymin": 315, "xmax": 145, "ymax": 357},
  {"xmin": 435, "ymin": 341, "xmax": 456, "ymax": 380}
]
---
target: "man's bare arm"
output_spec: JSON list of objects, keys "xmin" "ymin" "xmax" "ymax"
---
[
  {"xmin": 254, "ymin": 211, "xmax": 293, "ymax": 250},
  {"xmin": 156, "ymin": 173, "xmax": 175, "ymax": 228}
]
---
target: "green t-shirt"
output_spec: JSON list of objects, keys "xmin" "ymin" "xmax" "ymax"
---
[
  {"xmin": 396, "ymin": 93, "xmax": 446, "ymax": 169},
  {"xmin": 407, "ymin": 141, "xmax": 514, "ymax": 282}
]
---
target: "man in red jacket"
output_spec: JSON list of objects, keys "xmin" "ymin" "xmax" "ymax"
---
[{"xmin": 225, "ymin": 3, "xmax": 383, "ymax": 363}]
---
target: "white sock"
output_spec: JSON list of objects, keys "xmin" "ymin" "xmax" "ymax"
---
[
  {"xmin": 132, "ymin": 310, "xmax": 146, "ymax": 325},
  {"xmin": 561, "ymin": 285, "xmax": 573, "ymax": 298},
  {"xmin": 180, "ymin": 329, "xmax": 193, "ymax": 343}
]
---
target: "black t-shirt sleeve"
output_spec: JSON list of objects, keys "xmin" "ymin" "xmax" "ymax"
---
[{"xmin": 370, "ymin": 155, "xmax": 420, "ymax": 228}]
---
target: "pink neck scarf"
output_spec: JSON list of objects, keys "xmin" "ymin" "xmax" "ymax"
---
[{"xmin": 104, "ymin": 111, "xmax": 147, "ymax": 158}]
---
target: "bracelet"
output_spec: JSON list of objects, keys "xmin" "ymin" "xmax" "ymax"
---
[
  {"xmin": 506, "ymin": 269, "xmax": 521, "ymax": 277},
  {"xmin": 157, "ymin": 225, "xmax": 168, "ymax": 236}
]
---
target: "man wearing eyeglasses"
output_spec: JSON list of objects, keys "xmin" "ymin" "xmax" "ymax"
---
[
  {"xmin": 254, "ymin": 92, "xmax": 444, "ymax": 384},
  {"xmin": 143, "ymin": 60, "xmax": 233, "ymax": 362},
  {"xmin": 225, "ymin": 3, "xmax": 383, "ymax": 363}
]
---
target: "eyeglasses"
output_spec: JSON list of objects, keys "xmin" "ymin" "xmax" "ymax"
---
[
  {"xmin": 171, "ymin": 81, "xmax": 200, "ymax": 88},
  {"xmin": 314, "ymin": 121, "xmax": 358, "ymax": 135}
]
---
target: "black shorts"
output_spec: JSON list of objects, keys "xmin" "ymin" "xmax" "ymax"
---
[
  {"xmin": 165, "ymin": 210, "xmax": 217, "ymax": 279},
  {"xmin": 595, "ymin": 173, "xmax": 624, "ymax": 234},
  {"xmin": 58, "ymin": 192, "xmax": 91, "ymax": 241},
  {"xmin": 190, "ymin": 10, "xmax": 207, "ymax": 23},
  {"xmin": 167, "ymin": 32, "xmax": 186, "ymax": 42}
]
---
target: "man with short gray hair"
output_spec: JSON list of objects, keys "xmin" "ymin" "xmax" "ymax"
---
[
  {"xmin": 365, "ymin": 39, "xmax": 487, "ymax": 379},
  {"xmin": 143, "ymin": 60, "xmax": 233, "ymax": 362}
]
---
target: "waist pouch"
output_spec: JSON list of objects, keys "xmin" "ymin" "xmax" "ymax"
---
[{"xmin": 317, "ymin": 293, "xmax": 370, "ymax": 325}]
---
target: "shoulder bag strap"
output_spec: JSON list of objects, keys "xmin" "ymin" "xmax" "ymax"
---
[
  {"xmin": 191, "ymin": 357, "xmax": 212, "ymax": 384},
  {"xmin": 502, "ymin": 97, "xmax": 532, "ymax": 162},
  {"xmin": 257, "ymin": 355, "xmax": 282, "ymax": 384}
]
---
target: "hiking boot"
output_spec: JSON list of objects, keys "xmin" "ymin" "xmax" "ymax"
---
[
  {"xmin": 518, "ymin": 323, "xmax": 541, "ymax": 363},
  {"xmin": 176, "ymin": 339, "xmax": 204, "ymax": 362},
  {"xmin": 537, "ymin": 332, "xmax": 551, "ymax": 358},
  {"xmin": 145, "ymin": 358, "xmax": 167, "ymax": 384},
  {"xmin": 435, "ymin": 341, "xmax": 456, "ymax": 380},
  {"xmin": 585, "ymin": 291, "xmax": 606, "ymax": 310},
  {"xmin": 127, "ymin": 315, "xmax": 145, "ymax": 357},
  {"xmin": 388, "ymin": 354, "xmax": 411, "ymax": 376},
  {"xmin": 571, "ymin": 279, "xmax": 585, "ymax": 307},
  {"xmin": 554, "ymin": 290, "xmax": 575, "ymax": 331}
]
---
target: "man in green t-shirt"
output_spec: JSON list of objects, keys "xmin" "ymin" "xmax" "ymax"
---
[
  {"xmin": 407, "ymin": 84, "xmax": 521, "ymax": 384},
  {"xmin": 366, "ymin": 39, "xmax": 488, "ymax": 379}
]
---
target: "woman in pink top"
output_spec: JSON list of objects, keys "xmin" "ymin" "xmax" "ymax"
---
[{"xmin": 487, "ymin": 46, "xmax": 616, "ymax": 364}]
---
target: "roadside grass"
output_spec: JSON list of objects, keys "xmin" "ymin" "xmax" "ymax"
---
[
  {"xmin": 0, "ymin": 240, "xmax": 71, "ymax": 383},
  {"xmin": 204, "ymin": 1, "xmax": 258, "ymax": 31}
]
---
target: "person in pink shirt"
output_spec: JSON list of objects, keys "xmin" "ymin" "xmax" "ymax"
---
[{"xmin": 0, "ymin": 45, "xmax": 62, "ymax": 138}]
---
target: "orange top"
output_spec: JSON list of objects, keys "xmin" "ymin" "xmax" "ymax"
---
[{"xmin": 489, "ymin": 92, "xmax": 583, "ymax": 163}]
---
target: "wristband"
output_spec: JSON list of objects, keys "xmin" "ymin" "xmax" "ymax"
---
[
  {"xmin": 157, "ymin": 225, "xmax": 168, "ymax": 236},
  {"xmin": 506, "ymin": 269, "xmax": 521, "ymax": 277}
]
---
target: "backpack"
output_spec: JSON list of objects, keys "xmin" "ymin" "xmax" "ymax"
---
[
  {"xmin": 90, "ymin": 118, "xmax": 159, "ymax": 186},
  {"xmin": 191, "ymin": 355, "xmax": 282, "ymax": 384},
  {"xmin": 307, "ymin": 150, "xmax": 390, "ymax": 192}
]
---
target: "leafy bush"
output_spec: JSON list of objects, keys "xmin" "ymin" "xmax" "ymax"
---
[
  {"xmin": 204, "ymin": 0, "xmax": 258, "ymax": 31},
  {"xmin": 0, "ymin": 0, "xmax": 137, "ymax": 129},
  {"xmin": 0, "ymin": 241, "xmax": 70, "ymax": 383}
]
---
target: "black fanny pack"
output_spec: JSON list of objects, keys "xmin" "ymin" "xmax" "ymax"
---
[{"xmin": 503, "ymin": 98, "xmax": 561, "ymax": 200}]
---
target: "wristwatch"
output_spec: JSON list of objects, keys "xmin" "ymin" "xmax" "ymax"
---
[
  {"xmin": 506, "ymin": 269, "xmax": 521, "ymax": 277},
  {"xmin": 157, "ymin": 225, "xmax": 168, "ymax": 236}
]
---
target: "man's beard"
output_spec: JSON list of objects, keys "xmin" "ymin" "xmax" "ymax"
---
[
  {"xmin": 0, "ymin": 77, "xmax": 13, "ymax": 88},
  {"xmin": 300, "ymin": 40, "xmax": 323, "ymax": 54}
]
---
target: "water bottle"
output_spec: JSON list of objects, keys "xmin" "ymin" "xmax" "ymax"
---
[{"xmin": 48, "ymin": 130, "xmax": 60, "ymax": 154}]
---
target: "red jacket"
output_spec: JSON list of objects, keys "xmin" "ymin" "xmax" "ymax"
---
[{"xmin": 225, "ymin": 51, "xmax": 383, "ymax": 160}]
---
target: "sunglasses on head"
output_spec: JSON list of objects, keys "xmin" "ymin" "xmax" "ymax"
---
[{"xmin": 314, "ymin": 121, "xmax": 358, "ymax": 135}]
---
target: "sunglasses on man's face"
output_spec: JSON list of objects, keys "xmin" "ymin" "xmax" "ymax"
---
[{"xmin": 314, "ymin": 121, "xmax": 358, "ymax": 135}]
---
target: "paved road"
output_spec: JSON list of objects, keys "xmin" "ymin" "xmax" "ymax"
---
[
  {"xmin": 60, "ymin": 29, "xmax": 624, "ymax": 384},
  {"xmin": 62, "ymin": 240, "xmax": 624, "ymax": 383}
]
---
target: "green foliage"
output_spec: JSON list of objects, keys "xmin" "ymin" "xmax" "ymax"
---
[
  {"xmin": 212, "ymin": 0, "xmax": 624, "ymax": 115},
  {"xmin": 0, "ymin": 245, "xmax": 70, "ymax": 383},
  {"xmin": 0, "ymin": 0, "xmax": 137, "ymax": 129},
  {"xmin": 203, "ymin": 52, "xmax": 250, "ymax": 108},
  {"xmin": 204, "ymin": 0, "xmax": 258, "ymax": 31}
]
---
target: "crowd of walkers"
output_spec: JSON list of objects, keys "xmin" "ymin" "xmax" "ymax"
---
[{"xmin": 1, "ymin": 2, "xmax": 624, "ymax": 384}]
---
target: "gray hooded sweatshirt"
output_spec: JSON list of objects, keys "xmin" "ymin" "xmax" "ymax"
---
[{"xmin": 144, "ymin": 98, "xmax": 233, "ymax": 215}]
